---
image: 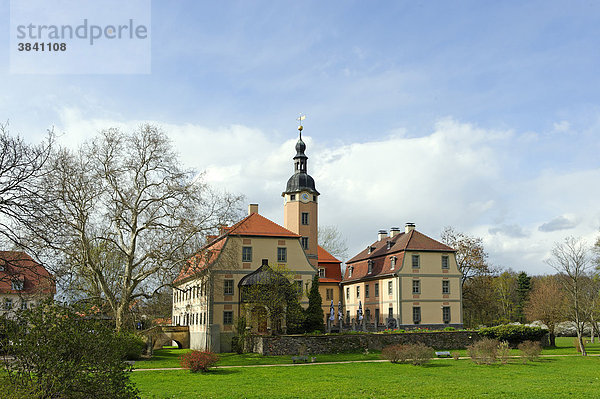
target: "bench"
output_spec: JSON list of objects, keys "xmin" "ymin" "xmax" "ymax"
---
[
  {"xmin": 435, "ymin": 351, "xmax": 452, "ymax": 358},
  {"xmin": 292, "ymin": 356, "xmax": 308, "ymax": 363}
]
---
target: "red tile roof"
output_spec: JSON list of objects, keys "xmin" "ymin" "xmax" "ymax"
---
[
  {"xmin": 0, "ymin": 251, "xmax": 55, "ymax": 295},
  {"xmin": 343, "ymin": 229, "xmax": 454, "ymax": 283},
  {"xmin": 174, "ymin": 213, "xmax": 301, "ymax": 285},
  {"xmin": 317, "ymin": 245, "xmax": 342, "ymax": 283}
]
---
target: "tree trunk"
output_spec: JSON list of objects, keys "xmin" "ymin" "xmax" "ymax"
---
[
  {"xmin": 576, "ymin": 331, "xmax": 587, "ymax": 356},
  {"xmin": 549, "ymin": 332, "xmax": 556, "ymax": 347}
]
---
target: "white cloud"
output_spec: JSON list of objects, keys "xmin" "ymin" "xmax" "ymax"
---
[
  {"xmin": 54, "ymin": 111, "xmax": 600, "ymax": 275},
  {"xmin": 538, "ymin": 215, "xmax": 578, "ymax": 232},
  {"xmin": 553, "ymin": 120, "xmax": 571, "ymax": 133}
]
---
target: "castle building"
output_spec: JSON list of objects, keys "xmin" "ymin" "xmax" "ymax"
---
[
  {"xmin": 0, "ymin": 251, "xmax": 55, "ymax": 318},
  {"xmin": 172, "ymin": 124, "xmax": 341, "ymax": 352},
  {"xmin": 342, "ymin": 224, "xmax": 463, "ymax": 329}
]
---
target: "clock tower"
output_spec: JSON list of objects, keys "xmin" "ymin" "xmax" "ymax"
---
[{"xmin": 282, "ymin": 123, "xmax": 319, "ymax": 267}]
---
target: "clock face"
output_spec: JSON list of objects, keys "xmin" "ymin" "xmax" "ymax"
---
[{"xmin": 300, "ymin": 193, "xmax": 310, "ymax": 202}]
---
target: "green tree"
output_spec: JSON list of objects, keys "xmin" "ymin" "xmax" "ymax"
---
[
  {"xmin": 0, "ymin": 302, "xmax": 139, "ymax": 398},
  {"xmin": 516, "ymin": 271, "xmax": 532, "ymax": 323},
  {"xmin": 304, "ymin": 274, "xmax": 324, "ymax": 332}
]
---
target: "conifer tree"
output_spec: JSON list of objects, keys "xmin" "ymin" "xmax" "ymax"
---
[{"xmin": 304, "ymin": 274, "xmax": 324, "ymax": 332}]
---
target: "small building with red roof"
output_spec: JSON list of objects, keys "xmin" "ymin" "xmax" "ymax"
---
[
  {"xmin": 342, "ymin": 223, "xmax": 463, "ymax": 329},
  {"xmin": 0, "ymin": 251, "xmax": 55, "ymax": 317}
]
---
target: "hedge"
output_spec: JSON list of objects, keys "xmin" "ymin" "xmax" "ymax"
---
[{"xmin": 479, "ymin": 325, "xmax": 547, "ymax": 345}]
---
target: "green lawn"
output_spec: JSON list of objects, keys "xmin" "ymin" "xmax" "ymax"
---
[
  {"xmin": 134, "ymin": 336, "xmax": 600, "ymax": 369},
  {"xmin": 132, "ymin": 356, "xmax": 600, "ymax": 398}
]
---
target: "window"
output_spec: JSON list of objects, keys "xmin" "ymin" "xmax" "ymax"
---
[
  {"xmin": 412, "ymin": 280, "xmax": 420, "ymax": 294},
  {"xmin": 277, "ymin": 247, "xmax": 287, "ymax": 262},
  {"xmin": 348, "ymin": 266, "xmax": 352, "ymax": 278},
  {"xmin": 442, "ymin": 280, "xmax": 450, "ymax": 294},
  {"xmin": 443, "ymin": 306, "xmax": 451, "ymax": 323},
  {"xmin": 4, "ymin": 299, "xmax": 12, "ymax": 310},
  {"xmin": 11, "ymin": 279, "xmax": 24, "ymax": 291},
  {"xmin": 366, "ymin": 309, "xmax": 371, "ymax": 322},
  {"xmin": 295, "ymin": 280, "xmax": 303, "ymax": 295},
  {"xmin": 413, "ymin": 306, "xmax": 421, "ymax": 324},
  {"xmin": 326, "ymin": 288, "xmax": 333, "ymax": 300},
  {"xmin": 367, "ymin": 259, "xmax": 373, "ymax": 274},
  {"xmin": 319, "ymin": 268, "xmax": 325, "ymax": 278},
  {"xmin": 374, "ymin": 282, "xmax": 379, "ymax": 297},
  {"xmin": 356, "ymin": 286, "xmax": 360, "ymax": 298},
  {"xmin": 20, "ymin": 301, "xmax": 27, "ymax": 310},
  {"xmin": 346, "ymin": 310, "xmax": 350, "ymax": 322},
  {"xmin": 223, "ymin": 311, "xmax": 233, "ymax": 325},
  {"xmin": 313, "ymin": 195, "xmax": 317, "ymax": 202},
  {"xmin": 224, "ymin": 279, "xmax": 234, "ymax": 296},
  {"xmin": 386, "ymin": 241, "xmax": 392, "ymax": 250},
  {"xmin": 301, "ymin": 237, "xmax": 309, "ymax": 250},
  {"xmin": 388, "ymin": 281, "xmax": 393, "ymax": 295},
  {"xmin": 412, "ymin": 254, "xmax": 420, "ymax": 268},
  {"xmin": 301, "ymin": 212, "xmax": 309, "ymax": 225},
  {"xmin": 390, "ymin": 256, "xmax": 396, "ymax": 270},
  {"xmin": 375, "ymin": 309, "xmax": 380, "ymax": 325},
  {"xmin": 367, "ymin": 246, "xmax": 373, "ymax": 254},
  {"xmin": 242, "ymin": 246, "xmax": 252, "ymax": 262},
  {"xmin": 388, "ymin": 306, "xmax": 393, "ymax": 320},
  {"xmin": 290, "ymin": 194, "xmax": 296, "ymax": 201},
  {"xmin": 365, "ymin": 284, "xmax": 370, "ymax": 298},
  {"xmin": 442, "ymin": 255, "xmax": 449, "ymax": 269},
  {"xmin": 346, "ymin": 287, "xmax": 350, "ymax": 299}
]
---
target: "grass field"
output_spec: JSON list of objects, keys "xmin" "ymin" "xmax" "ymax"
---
[{"xmin": 131, "ymin": 338, "xmax": 600, "ymax": 398}]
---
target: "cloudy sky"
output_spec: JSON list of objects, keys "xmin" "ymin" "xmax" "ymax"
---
[{"xmin": 1, "ymin": 1, "xmax": 599, "ymax": 274}]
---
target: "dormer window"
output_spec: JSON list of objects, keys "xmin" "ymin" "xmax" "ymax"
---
[
  {"xmin": 390, "ymin": 256, "xmax": 397, "ymax": 270},
  {"xmin": 367, "ymin": 246, "xmax": 373, "ymax": 254},
  {"xmin": 386, "ymin": 241, "xmax": 392, "ymax": 250},
  {"xmin": 319, "ymin": 268, "xmax": 326, "ymax": 278},
  {"xmin": 368, "ymin": 260, "xmax": 373, "ymax": 274},
  {"xmin": 11, "ymin": 279, "xmax": 24, "ymax": 291},
  {"xmin": 348, "ymin": 267, "xmax": 353, "ymax": 278}
]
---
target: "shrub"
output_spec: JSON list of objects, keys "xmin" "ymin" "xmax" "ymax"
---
[
  {"xmin": 497, "ymin": 341, "xmax": 510, "ymax": 364},
  {"xmin": 382, "ymin": 343, "xmax": 433, "ymax": 366},
  {"xmin": 1, "ymin": 302, "xmax": 139, "ymax": 399},
  {"xmin": 518, "ymin": 340, "xmax": 542, "ymax": 362},
  {"xmin": 118, "ymin": 332, "xmax": 146, "ymax": 360},
  {"xmin": 444, "ymin": 326, "xmax": 456, "ymax": 331},
  {"xmin": 468, "ymin": 338, "xmax": 499, "ymax": 365},
  {"xmin": 479, "ymin": 325, "xmax": 547, "ymax": 345},
  {"xmin": 180, "ymin": 350, "xmax": 219, "ymax": 372}
]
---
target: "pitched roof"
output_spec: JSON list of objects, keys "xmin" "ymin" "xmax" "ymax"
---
[
  {"xmin": 343, "ymin": 229, "xmax": 454, "ymax": 283},
  {"xmin": 0, "ymin": 251, "xmax": 55, "ymax": 295},
  {"xmin": 347, "ymin": 229, "xmax": 454, "ymax": 264},
  {"xmin": 174, "ymin": 213, "xmax": 301, "ymax": 285},
  {"xmin": 317, "ymin": 245, "xmax": 342, "ymax": 283},
  {"xmin": 227, "ymin": 212, "xmax": 300, "ymax": 238}
]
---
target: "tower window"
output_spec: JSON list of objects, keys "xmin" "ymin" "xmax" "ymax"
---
[
  {"xmin": 301, "ymin": 237, "xmax": 309, "ymax": 250},
  {"xmin": 301, "ymin": 212, "xmax": 309, "ymax": 225},
  {"xmin": 277, "ymin": 247, "xmax": 287, "ymax": 262},
  {"xmin": 290, "ymin": 194, "xmax": 296, "ymax": 201},
  {"xmin": 242, "ymin": 247, "xmax": 252, "ymax": 262},
  {"xmin": 313, "ymin": 195, "xmax": 316, "ymax": 201}
]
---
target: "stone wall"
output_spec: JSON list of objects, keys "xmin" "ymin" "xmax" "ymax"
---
[{"xmin": 252, "ymin": 331, "xmax": 482, "ymax": 356}]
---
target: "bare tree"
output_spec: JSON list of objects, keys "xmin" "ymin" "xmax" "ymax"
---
[
  {"xmin": 525, "ymin": 276, "xmax": 567, "ymax": 347},
  {"xmin": 547, "ymin": 236, "xmax": 594, "ymax": 355},
  {"xmin": 36, "ymin": 125, "xmax": 242, "ymax": 331},
  {"xmin": 318, "ymin": 225, "xmax": 348, "ymax": 261},
  {"xmin": 441, "ymin": 226, "xmax": 490, "ymax": 287}
]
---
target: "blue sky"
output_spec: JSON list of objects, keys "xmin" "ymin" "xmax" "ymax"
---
[{"xmin": 1, "ymin": 0, "xmax": 599, "ymax": 274}]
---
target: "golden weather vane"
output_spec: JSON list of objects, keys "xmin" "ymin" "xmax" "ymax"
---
[{"xmin": 297, "ymin": 114, "xmax": 306, "ymax": 132}]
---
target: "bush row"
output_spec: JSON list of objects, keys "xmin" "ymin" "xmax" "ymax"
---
[{"xmin": 478, "ymin": 324, "xmax": 547, "ymax": 345}]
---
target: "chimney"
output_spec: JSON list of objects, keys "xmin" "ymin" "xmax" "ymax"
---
[
  {"xmin": 378, "ymin": 230, "xmax": 388, "ymax": 241},
  {"xmin": 405, "ymin": 222, "xmax": 416, "ymax": 234},
  {"xmin": 389, "ymin": 227, "xmax": 401, "ymax": 238},
  {"xmin": 248, "ymin": 204, "xmax": 259, "ymax": 215}
]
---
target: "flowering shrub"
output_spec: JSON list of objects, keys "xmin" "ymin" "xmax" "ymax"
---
[{"xmin": 180, "ymin": 350, "xmax": 219, "ymax": 373}]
